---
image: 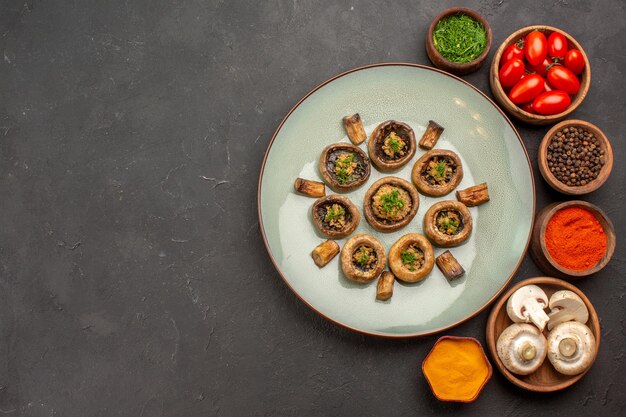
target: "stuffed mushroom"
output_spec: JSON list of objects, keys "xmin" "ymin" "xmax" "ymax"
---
[
  {"xmin": 368, "ymin": 120, "xmax": 417, "ymax": 171},
  {"xmin": 388, "ymin": 234, "xmax": 435, "ymax": 283},
  {"xmin": 423, "ymin": 200, "xmax": 473, "ymax": 247},
  {"xmin": 341, "ymin": 234, "xmax": 386, "ymax": 283},
  {"xmin": 411, "ymin": 149, "xmax": 463, "ymax": 196},
  {"xmin": 319, "ymin": 143, "xmax": 370, "ymax": 191},
  {"xmin": 312, "ymin": 194, "xmax": 360, "ymax": 238},
  {"xmin": 363, "ymin": 177, "xmax": 419, "ymax": 232}
]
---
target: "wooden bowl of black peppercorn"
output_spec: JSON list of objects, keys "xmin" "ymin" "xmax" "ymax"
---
[{"xmin": 538, "ymin": 120, "xmax": 613, "ymax": 195}]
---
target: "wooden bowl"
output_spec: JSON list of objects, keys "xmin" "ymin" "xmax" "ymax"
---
[
  {"xmin": 486, "ymin": 277, "xmax": 600, "ymax": 392},
  {"xmin": 538, "ymin": 120, "xmax": 614, "ymax": 195},
  {"xmin": 530, "ymin": 201, "xmax": 615, "ymax": 279},
  {"xmin": 489, "ymin": 26, "xmax": 591, "ymax": 125},
  {"xmin": 422, "ymin": 335, "xmax": 492, "ymax": 402},
  {"xmin": 426, "ymin": 7, "xmax": 492, "ymax": 75}
]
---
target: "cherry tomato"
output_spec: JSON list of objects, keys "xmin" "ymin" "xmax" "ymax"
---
[
  {"xmin": 532, "ymin": 91, "xmax": 571, "ymax": 115},
  {"xmin": 520, "ymin": 102, "xmax": 536, "ymax": 114},
  {"xmin": 547, "ymin": 65, "xmax": 580, "ymax": 94},
  {"xmin": 501, "ymin": 42, "xmax": 524, "ymax": 66},
  {"xmin": 547, "ymin": 32, "xmax": 568, "ymax": 59},
  {"xmin": 564, "ymin": 49, "xmax": 585, "ymax": 75},
  {"xmin": 544, "ymin": 79, "xmax": 553, "ymax": 92},
  {"xmin": 529, "ymin": 57, "xmax": 551, "ymax": 77},
  {"xmin": 524, "ymin": 31, "xmax": 548, "ymax": 66},
  {"xmin": 509, "ymin": 74, "xmax": 545, "ymax": 104},
  {"xmin": 499, "ymin": 59, "xmax": 525, "ymax": 87}
]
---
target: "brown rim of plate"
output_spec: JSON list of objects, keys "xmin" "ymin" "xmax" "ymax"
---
[{"xmin": 257, "ymin": 62, "xmax": 536, "ymax": 338}]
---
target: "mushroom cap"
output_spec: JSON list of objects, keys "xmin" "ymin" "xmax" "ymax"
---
[
  {"xmin": 319, "ymin": 143, "xmax": 371, "ymax": 191},
  {"xmin": 367, "ymin": 120, "xmax": 417, "ymax": 171},
  {"xmin": 311, "ymin": 194, "xmax": 360, "ymax": 238},
  {"xmin": 547, "ymin": 290, "xmax": 589, "ymax": 331},
  {"xmin": 497, "ymin": 323, "xmax": 547, "ymax": 375},
  {"xmin": 411, "ymin": 149, "xmax": 464, "ymax": 197},
  {"xmin": 340, "ymin": 234, "xmax": 386, "ymax": 283},
  {"xmin": 506, "ymin": 284, "xmax": 549, "ymax": 331},
  {"xmin": 547, "ymin": 321, "xmax": 596, "ymax": 376},
  {"xmin": 423, "ymin": 200, "xmax": 472, "ymax": 247},
  {"xmin": 363, "ymin": 176, "xmax": 420, "ymax": 232},
  {"xmin": 388, "ymin": 233, "xmax": 435, "ymax": 282}
]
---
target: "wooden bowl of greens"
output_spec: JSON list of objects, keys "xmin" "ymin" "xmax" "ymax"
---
[{"xmin": 426, "ymin": 7, "xmax": 492, "ymax": 75}]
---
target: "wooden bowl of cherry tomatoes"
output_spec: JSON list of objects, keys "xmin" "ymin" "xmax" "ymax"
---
[{"xmin": 489, "ymin": 26, "xmax": 590, "ymax": 125}]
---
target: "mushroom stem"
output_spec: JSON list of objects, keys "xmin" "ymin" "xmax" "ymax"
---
[
  {"xmin": 342, "ymin": 114, "xmax": 367, "ymax": 145},
  {"xmin": 418, "ymin": 120, "xmax": 444, "ymax": 150},
  {"xmin": 559, "ymin": 337, "xmax": 578, "ymax": 358},
  {"xmin": 295, "ymin": 178, "xmax": 326, "ymax": 198},
  {"xmin": 311, "ymin": 240, "xmax": 340, "ymax": 267},
  {"xmin": 519, "ymin": 342, "xmax": 537, "ymax": 361}
]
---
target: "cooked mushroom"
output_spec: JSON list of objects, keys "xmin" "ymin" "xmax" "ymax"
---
[
  {"xmin": 411, "ymin": 149, "xmax": 463, "ymax": 197},
  {"xmin": 311, "ymin": 240, "xmax": 340, "ymax": 267},
  {"xmin": 418, "ymin": 120, "xmax": 444, "ymax": 150},
  {"xmin": 547, "ymin": 290, "xmax": 590, "ymax": 331},
  {"xmin": 423, "ymin": 201, "xmax": 472, "ymax": 247},
  {"xmin": 436, "ymin": 250, "xmax": 465, "ymax": 280},
  {"xmin": 388, "ymin": 234, "xmax": 434, "ymax": 283},
  {"xmin": 376, "ymin": 271, "xmax": 395, "ymax": 301},
  {"xmin": 294, "ymin": 178, "xmax": 326, "ymax": 198},
  {"xmin": 363, "ymin": 177, "xmax": 419, "ymax": 232},
  {"xmin": 319, "ymin": 143, "xmax": 370, "ymax": 191},
  {"xmin": 367, "ymin": 120, "xmax": 416, "ymax": 171},
  {"xmin": 342, "ymin": 113, "xmax": 367, "ymax": 145},
  {"xmin": 456, "ymin": 183, "xmax": 490, "ymax": 206},
  {"xmin": 341, "ymin": 234, "xmax": 386, "ymax": 283},
  {"xmin": 497, "ymin": 323, "xmax": 547, "ymax": 375},
  {"xmin": 312, "ymin": 194, "xmax": 360, "ymax": 238},
  {"xmin": 506, "ymin": 285, "xmax": 550, "ymax": 332},
  {"xmin": 547, "ymin": 321, "xmax": 596, "ymax": 375}
]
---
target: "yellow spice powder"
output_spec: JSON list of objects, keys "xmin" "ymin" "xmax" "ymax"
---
[{"xmin": 423, "ymin": 338, "xmax": 490, "ymax": 401}]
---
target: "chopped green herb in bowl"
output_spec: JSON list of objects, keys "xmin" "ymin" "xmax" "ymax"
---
[
  {"xmin": 433, "ymin": 13, "xmax": 486, "ymax": 63},
  {"xmin": 426, "ymin": 7, "xmax": 492, "ymax": 75}
]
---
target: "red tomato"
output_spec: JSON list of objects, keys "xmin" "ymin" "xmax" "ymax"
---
[
  {"xmin": 564, "ymin": 49, "xmax": 585, "ymax": 75},
  {"xmin": 501, "ymin": 42, "xmax": 524, "ymax": 66},
  {"xmin": 532, "ymin": 91, "xmax": 571, "ymax": 115},
  {"xmin": 499, "ymin": 59, "xmax": 525, "ymax": 87},
  {"xmin": 529, "ymin": 57, "xmax": 551, "ymax": 77},
  {"xmin": 524, "ymin": 31, "xmax": 548, "ymax": 66},
  {"xmin": 544, "ymin": 79, "xmax": 553, "ymax": 92},
  {"xmin": 547, "ymin": 66, "xmax": 580, "ymax": 94},
  {"xmin": 509, "ymin": 74, "xmax": 545, "ymax": 104},
  {"xmin": 520, "ymin": 102, "xmax": 536, "ymax": 114},
  {"xmin": 547, "ymin": 32, "xmax": 568, "ymax": 59}
]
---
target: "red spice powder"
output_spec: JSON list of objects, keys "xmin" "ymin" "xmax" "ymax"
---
[{"xmin": 544, "ymin": 207, "xmax": 607, "ymax": 271}]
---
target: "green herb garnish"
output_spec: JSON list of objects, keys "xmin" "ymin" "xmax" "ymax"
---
[
  {"xmin": 433, "ymin": 13, "xmax": 486, "ymax": 63},
  {"xmin": 355, "ymin": 247, "xmax": 370, "ymax": 267},
  {"xmin": 335, "ymin": 153, "xmax": 356, "ymax": 184},
  {"xmin": 401, "ymin": 250, "xmax": 417, "ymax": 265},
  {"xmin": 437, "ymin": 211, "xmax": 461, "ymax": 235},
  {"xmin": 324, "ymin": 205, "xmax": 345, "ymax": 222},
  {"xmin": 381, "ymin": 189, "xmax": 404, "ymax": 214},
  {"xmin": 435, "ymin": 160, "xmax": 446, "ymax": 178}
]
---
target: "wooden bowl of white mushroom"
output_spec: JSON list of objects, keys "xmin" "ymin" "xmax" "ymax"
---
[{"xmin": 486, "ymin": 277, "xmax": 600, "ymax": 392}]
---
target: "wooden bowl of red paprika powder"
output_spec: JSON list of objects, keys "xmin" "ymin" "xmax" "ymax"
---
[{"xmin": 530, "ymin": 201, "xmax": 615, "ymax": 279}]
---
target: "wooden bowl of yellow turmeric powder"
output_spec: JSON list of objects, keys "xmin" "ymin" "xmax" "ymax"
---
[{"xmin": 422, "ymin": 336, "xmax": 492, "ymax": 402}]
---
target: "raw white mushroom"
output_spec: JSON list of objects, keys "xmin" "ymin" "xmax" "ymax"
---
[
  {"xmin": 547, "ymin": 290, "xmax": 589, "ymax": 331},
  {"xmin": 547, "ymin": 321, "xmax": 596, "ymax": 375},
  {"xmin": 497, "ymin": 323, "xmax": 547, "ymax": 375},
  {"xmin": 506, "ymin": 285, "xmax": 550, "ymax": 331}
]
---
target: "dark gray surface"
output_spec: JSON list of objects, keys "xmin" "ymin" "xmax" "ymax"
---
[{"xmin": 1, "ymin": 0, "xmax": 624, "ymax": 416}]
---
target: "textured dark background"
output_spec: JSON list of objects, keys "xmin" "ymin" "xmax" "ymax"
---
[{"xmin": 0, "ymin": 0, "xmax": 624, "ymax": 416}]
